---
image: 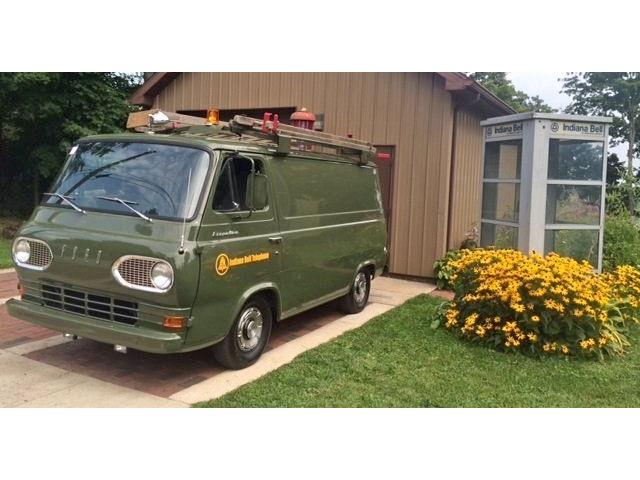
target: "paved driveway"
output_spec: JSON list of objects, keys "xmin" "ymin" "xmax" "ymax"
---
[{"xmin": 0, "ymin": 270, "xmax": 435, "ymax": 407}]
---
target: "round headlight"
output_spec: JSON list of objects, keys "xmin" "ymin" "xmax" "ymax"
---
[
  {"xmin": 13, "ymin": 239, "xmax": 30, "ymax": 264},
  {"xmin": 151, "ymin": 262, "xmax": 173, "ymax": 290}
]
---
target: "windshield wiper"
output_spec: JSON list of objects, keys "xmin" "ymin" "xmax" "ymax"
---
[
  {"xmin": 43, "ymin": 193, "xmax": 86, "ymax": 214},
  {"xmin": 98, "ymin": 196, "xmax": 152, "ymax": 222},
  {"xmin": 61, "ymin": 150, "xmax": 157, "ymax": 198}
]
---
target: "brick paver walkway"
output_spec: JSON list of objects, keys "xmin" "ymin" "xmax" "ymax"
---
[
  {"xmin": 0, "ymin": 270, "xmax": 18, "ymax": 300},
  {"xmin": 0, "ymin": 305, "xmax": 56, "ymax": 349},
  {"xmin": 26, "ymin": 303, "xmax": 341, "ymax": 398},
  {"xmin": 0, "ymin": 271, "xmax": 56, "ymax": 349},
  {"xmin": 1, "ymin": 271, "xmax": 435, "ymax": 405}
]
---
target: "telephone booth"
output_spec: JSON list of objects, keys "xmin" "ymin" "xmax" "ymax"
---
[{"xmin": 479, "ymin": 112, "xmax": 612, "ymax": 271}]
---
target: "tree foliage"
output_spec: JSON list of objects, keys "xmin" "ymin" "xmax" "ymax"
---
[
  {"xmin": 607, "ymin": 152, "xmax": 624, "ymax": 186},
  {"xmin": 562, "ymin": 73, "xmax": 640, "ymax": 151},
  {"xmin": 562, "ymin": 72, "xmax": 640, "ymax": 212},
  {"xmin": 470, "ymin": 72, "xmax": 556, "ymax": 113},
  {"xmin": 0, "ymin": 73, "xmax": 142, "ymax": 215}
]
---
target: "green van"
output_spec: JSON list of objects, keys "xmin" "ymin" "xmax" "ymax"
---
[{"xmin": 7, "ymin": 112, "xmax": 387, "ymax": 369}]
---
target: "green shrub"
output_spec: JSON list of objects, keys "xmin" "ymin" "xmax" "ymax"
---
[
  {"xmin": 433, "ymin": 250, "xmax": 463, "ymax": 290},
  {"xmin": 603, "ymin": 214, "xmax": 640, "ymax": 271}
]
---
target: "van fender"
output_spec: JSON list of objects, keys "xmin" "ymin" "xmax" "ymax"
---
[
  {"xmin": 354, "ymin": 259, "xmax": 378, "ymax": 280},
  {"xmin": 233, "ymin": 281, "xmax": 282, "ymax": 323}
]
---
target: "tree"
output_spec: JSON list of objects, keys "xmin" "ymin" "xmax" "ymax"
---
[
  {"xmin": 526, "ymin": 95, "xmax": 557, "ymax": 114},
  {"xmin": 607, "ymin": 152, "xmax": 624, "ymax": 186},
  {"xmin": 470, "ymin": 72, "xmax": 556, "ymax": 113},
  {"xmin": 561, "ymin": 72, "xmax": 640, "ymax": 213},
  {"xmin": 0, "ymin": 73, "xmax": 142, "ymax": 214}
]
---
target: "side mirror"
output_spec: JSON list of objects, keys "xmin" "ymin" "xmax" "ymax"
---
[{"xmin": 246, "ymin": 172, "xmax": 268, "ymax": 211}]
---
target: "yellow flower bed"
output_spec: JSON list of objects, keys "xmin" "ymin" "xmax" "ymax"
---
[{"xmin": 442, "ymin": 249, "xmax": 640, "ymax": 358}]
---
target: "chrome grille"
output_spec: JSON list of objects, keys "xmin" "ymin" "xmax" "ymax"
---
[
  {"xmin": 29, "ymin": 241, "xmax": 52, "ymax": 267},
  {"xmin": 116, "ymin": 257, "xmax": 155, "ymax": 288},
  {"xmin": 24, "ymin": 239, "xmax": 53, "ymax": 269},
  {"xmin": 39, "ymin": 283, "xmax": 138, "ymax": 325}
]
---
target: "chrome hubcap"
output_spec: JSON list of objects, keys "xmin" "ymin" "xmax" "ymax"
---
[
  {"xmin": 353, "ymin": 272, "xmax": 368, "ymax": 305},
  {"xmin": 236, "ymin": 307, "xmax": 264, "ymax": 351}
]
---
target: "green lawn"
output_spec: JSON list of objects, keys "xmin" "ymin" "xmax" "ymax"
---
[
  {"xmin": 0, "ymin": 239, "xmax": 12, "ymax": 269},
  {"xmin": 196, "ymin": 295, "xmax": 640, "ymax": 407}
]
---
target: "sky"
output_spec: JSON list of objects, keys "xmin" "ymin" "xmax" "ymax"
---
[
  {"xmin": 508, "ymin": 72, "xmax": 629, "ymax": 163},
  {"xmin": 509, "ymin": 72, "xmax": 572, "ymax": 111}
]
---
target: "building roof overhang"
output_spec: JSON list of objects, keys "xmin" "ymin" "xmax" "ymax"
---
[
  {"xmin": 130, "ymin": 72, "xmax": 517, "ymax": 118},
  {"xmin": 437, "ymin": 72, "xmax": 516, "ymax": 117},
  {"xmin": 129, "ymin": 73, "xmax": 180, "ymax": 107}
]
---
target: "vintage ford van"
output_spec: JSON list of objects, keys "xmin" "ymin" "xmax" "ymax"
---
[{"xmin": 7, "ymin": 111, "xmax": 387, "ymax": 369}]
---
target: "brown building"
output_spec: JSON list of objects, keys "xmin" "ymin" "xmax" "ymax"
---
[{"xmin": 131, "ymin": 72, "xmax": 514, "ymax": 277}]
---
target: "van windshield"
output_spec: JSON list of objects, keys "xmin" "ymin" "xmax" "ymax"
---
[{"xmin": 44, "ymin": 141, "xmax": 210, "ymax": 221}]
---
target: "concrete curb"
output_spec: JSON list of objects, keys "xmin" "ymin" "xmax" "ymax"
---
[
  {"xmin": 169, "ymin": 302, "xmax": 393, "ymax": 404},
  {"xmin": 0, "ymin": 350, "xmax": 187, "ymax": 408},
  {"xmin": 0, "ymin": 268, "xmax": 16, "ymax": 275}
]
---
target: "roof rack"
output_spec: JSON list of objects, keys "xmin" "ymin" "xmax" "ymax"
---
[
  {"xmin": 229, "ymin": 114, "xmax": 376, "ymax": 164},
  {"xmin": 126, "ymin": 109, "xmax": 209, "ymax": 131},
  {"xmin": 126, "ymin": 109, "xmax": 376, "ymax": 164}
]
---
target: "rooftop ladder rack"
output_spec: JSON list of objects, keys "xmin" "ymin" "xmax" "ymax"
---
[
  {"xmin": 229, "ymin": 114, "xmax": 376, "ymax": 164},
  {"xmin": 126, "ymin": 109, "xmax": 377, "ymax": 164},
  {"xmin": 126, "ymin": 109, "xmax": 209, "ymax": 131}
]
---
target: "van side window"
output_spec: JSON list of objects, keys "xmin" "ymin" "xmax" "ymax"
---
[
  {"xmin": 212, "ymin": 160, "xmax": 236, "ymax": 211},
  {"xmin": 212, "ymin": 156, "xmax": 267, "ymax": 211}
]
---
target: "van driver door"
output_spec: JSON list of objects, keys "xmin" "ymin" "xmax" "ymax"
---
[{"xmin": 189, "ymin": 152, "xmax": 281, "ymax": 345}]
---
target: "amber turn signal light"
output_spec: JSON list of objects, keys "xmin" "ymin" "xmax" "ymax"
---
[
  {"xmin": 207, "ymin": 108, "xmax": 220, "ymax": 125},
  {"xmin": 163, "ymin": 316, "xmax": 186, "ymax": 330}
]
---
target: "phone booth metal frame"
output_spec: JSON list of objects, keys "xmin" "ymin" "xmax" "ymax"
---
[{"xmin": 479, "ymin": 112, "xmax": 612, "ymax": 271}]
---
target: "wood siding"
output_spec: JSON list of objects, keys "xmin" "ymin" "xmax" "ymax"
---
[
  {"xmin": 448, "ymin": 108, "xmax": 484, "ymax": 250},
  {"xmin": 154, "ymin": 72, "xmax": 456, "ymax": 277}
]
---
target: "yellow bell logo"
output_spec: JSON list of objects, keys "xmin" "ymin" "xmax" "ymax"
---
[{"xmin": 215, "ymin": 253, "xmax": 230, "ymax": 276}]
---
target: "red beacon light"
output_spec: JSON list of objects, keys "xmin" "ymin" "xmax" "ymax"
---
[
  {"xmin": 377, "ymin": 152, "xmax": 391, "ymax": 160},
  {"xmin": 290, "ymin": 108, "xmax": 316, "ymax": 130},
  {"xmin": 290, "ymin": 108, "xmax": 316, "ymax": 151}
]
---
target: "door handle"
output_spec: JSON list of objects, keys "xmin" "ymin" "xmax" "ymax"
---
[{"xmin": 268, "ymin": 236, "xmax": 283, "ymax": 244}]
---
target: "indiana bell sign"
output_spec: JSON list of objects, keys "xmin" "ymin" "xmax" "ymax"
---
[
  {"xmin": 485, "ymin": 122, "xmax": 523, "ymax": 139},
  {"xmin": 549, "ymin": 121, "xmax": 605, "ymax": 137}
]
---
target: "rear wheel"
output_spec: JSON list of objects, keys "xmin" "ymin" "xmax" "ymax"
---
[
  {"xmin": 338, "ymin": 269, "xmax": 371, "ymax": 314},
  {"xmin": 213, "ymin": 295, "xmax": 273, "ymax": 369}
]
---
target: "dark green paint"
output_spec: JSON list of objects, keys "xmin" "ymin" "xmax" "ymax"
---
[{"xmin": 7, "ymin": 130, "xmax": 387, "ymax": 354}]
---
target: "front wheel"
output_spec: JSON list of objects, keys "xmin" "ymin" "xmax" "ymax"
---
[
  {"xmin": 213, "ymin": 296, "xmax": 273, "ymax": 369},
  {"xmin": 338, "ymin": 269, "xmax": 371, "ymax": 314}
]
